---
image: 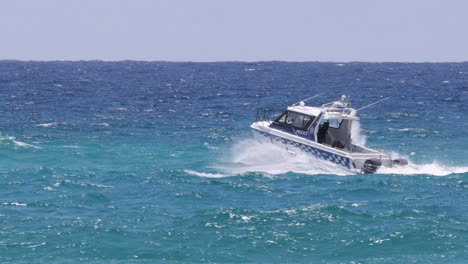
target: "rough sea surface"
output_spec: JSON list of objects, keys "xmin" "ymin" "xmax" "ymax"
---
[{"xmin": 0, "ymin": 61, "xmax": 467, "ymax": 263}]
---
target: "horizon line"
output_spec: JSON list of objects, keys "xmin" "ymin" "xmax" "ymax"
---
[{"xmin": 1, "ymin": 59, "xmax": 467, "ymax": 64}]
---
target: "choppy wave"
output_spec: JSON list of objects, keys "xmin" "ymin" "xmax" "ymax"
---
[
  {"xmin": 1, "ymin": 61, "xmax": 468, "ymax": 263},
  {"xmin": 184, "ymin": 170, "xmax": 228, "ymax": 178},
  {"xmin": 388, "ymin": 127, "xmax": 428, "ymax": 133},
  {"xmin": 0, "ymin": 136, "xmax": 41, "ymax": 149},
  {"xmin": 36, "ymin": 122, "xmax": 58, "ymax": 128}
]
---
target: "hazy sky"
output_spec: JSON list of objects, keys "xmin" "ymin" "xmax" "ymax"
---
[{"xmin": 1, "ymin": 0, "xmax": 467, "ymax": 62}]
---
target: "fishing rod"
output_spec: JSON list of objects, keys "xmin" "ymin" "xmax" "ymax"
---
[
  {"xmin": 357, "ymin": 97, "xmax": 391, "ymax": 111},
  {"xmin": 292, "ymin": 93, "xmax": 324, "ymax": 106}
]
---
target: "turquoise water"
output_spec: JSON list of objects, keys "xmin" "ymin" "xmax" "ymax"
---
[{"xmin": 0, "ymin": 61, "xmax": 467, "ymax": 263}]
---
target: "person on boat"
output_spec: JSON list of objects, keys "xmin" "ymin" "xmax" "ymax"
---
[{"xmin": 317, "ymin": 121, "xmax": 329, "ymax": 144}]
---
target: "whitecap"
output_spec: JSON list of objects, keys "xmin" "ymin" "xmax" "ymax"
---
[
  {"xmin": 27, "ymin": 242, "xmax": 46, "ymax": 248},
  {"xmin": 240, "ymin": 215, "xmax": 253, "ymax": 222},
  {"xmin": 388, "ymin": 127, "xmax": 427, "ymax": 133},
  {"xmin": 36, "ymin": 122, "xmax": 58, "ymax": 128},
  {"xmin": 79, "ymin": 182, "xmax": 114, "ymax": 188},
  {"xmin": 5, "ymin": 202, "xmax": 27, "ymax": 207},
  {"xmin": 5, "ymin": 136, "xmax": 41, "ymax": 149},
  {"xmin": 184, "ymin": 169, "xmax": 229, "ymax": 178},
  {"xmin": 110, "ymin": 107, "xmax": 127, "ymax": 111}
]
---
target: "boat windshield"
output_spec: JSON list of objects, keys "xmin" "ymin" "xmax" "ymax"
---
[{"xmin": 275, "ymin": 111, "xmax": 315, "ymax": 130}]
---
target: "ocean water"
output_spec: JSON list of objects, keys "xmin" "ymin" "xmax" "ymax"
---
[{"xmin": 0, "ymin": 61, "xmax": 467, "ymax": 263}]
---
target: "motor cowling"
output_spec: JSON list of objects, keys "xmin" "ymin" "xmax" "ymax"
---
[
  {"xmin": 391, "ymin": 158, "xmax": 408, "ymax": 166},
  {"xmin": 361, "ymin": 159, "xmax": 382, "ymax": 174}
]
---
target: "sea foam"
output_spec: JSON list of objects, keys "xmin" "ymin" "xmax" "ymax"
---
[
  {"xmin": 213, "ymin": 138, "xmax": 352, "ymax": 176},
  {"xmin": 208, "ymin": 137, "xmax": 468, "ymax": 177},
  {"xmin": 0, "ymin": 136, "xmax": 41, "ymax": 149}
]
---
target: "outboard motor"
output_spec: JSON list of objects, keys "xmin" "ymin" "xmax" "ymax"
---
[
  {"xmin": 361, "ymin": 159, "xmax": 382, "ymax": 174},
  {"xmin": 391, "ymin": 158, "xmax": 408, "ymax": 167}
]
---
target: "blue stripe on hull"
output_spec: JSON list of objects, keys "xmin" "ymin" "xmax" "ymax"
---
[{"xmin": 258, "ymin": 131, "xmax": 351, "ymax": 169}]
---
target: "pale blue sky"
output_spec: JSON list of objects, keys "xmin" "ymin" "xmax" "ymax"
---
[{"xmin": 1, "ymin": 0, "xmax": 467, "ymax": 62}]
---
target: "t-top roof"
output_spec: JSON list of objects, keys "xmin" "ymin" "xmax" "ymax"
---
[{"xmin": 287, "ymin": 105, "xmax": 322, "ymax": 117}]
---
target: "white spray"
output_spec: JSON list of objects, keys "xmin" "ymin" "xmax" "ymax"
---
[
  {"xmin": 350, "ymin": 120, "xmax": 367, "ymax": 146},
  {"xmin": 210, "ymin": 137, "xmax": 353, "ymax": 176}
]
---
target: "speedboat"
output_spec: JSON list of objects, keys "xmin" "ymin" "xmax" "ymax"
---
[{"xmin": 250, "ymin": 95, "xmax": 407, "ymax": 173}]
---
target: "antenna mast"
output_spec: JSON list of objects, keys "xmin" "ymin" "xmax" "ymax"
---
[
  {"xmin": 292, "ymin": 93, "xmax": 324, "ymax": 106},
  {"xmin": 357, "ymin": 97, "xmax": 390, "ymax": 111}
]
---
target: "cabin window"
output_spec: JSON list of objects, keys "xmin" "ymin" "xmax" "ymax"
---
[
  {"xmin": 328, "ymin": 118, "xmax": 343, "ymax": 128},
  {"xmin": 275, "ymin": 111, "xmax": 315, "ymax": 130}
]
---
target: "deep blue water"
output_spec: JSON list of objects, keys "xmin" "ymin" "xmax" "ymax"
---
[{"xmin": 0, "ymin": 61, "xmax": 467, "ymax": 263}]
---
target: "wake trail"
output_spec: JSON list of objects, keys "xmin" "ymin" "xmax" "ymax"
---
[
  {"xmin": 377, "ymin": 161, "xmax": 468, "ymax": 176},
  {"xmin": 211, "ymin": 138, "xmax": 352, "ymax": 177},
  {"xmin": 190, "ymin": 137, "xmax": 468, "ymax": 178}
]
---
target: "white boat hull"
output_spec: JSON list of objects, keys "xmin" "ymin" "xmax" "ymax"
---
[{"xmin": 251, "ymin": 121, "xmax": 392, "ymax": 173}]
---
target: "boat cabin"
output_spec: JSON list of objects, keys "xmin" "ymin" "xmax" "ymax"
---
[{"xmin": 270, "ymin": 96, "xmax": 358, "ymax": 151}]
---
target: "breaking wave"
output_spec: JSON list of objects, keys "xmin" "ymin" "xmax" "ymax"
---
[
  {"xmin": 184, "ymin": 170, "xmax": 228, "ymax": 178},
  {"xmin": 0, "ymin": 135, "xmax": 41, "ymax": 149},
  {"xmin": 36, "ymin": 122, "xmax": 58, "ymax": 128}
]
